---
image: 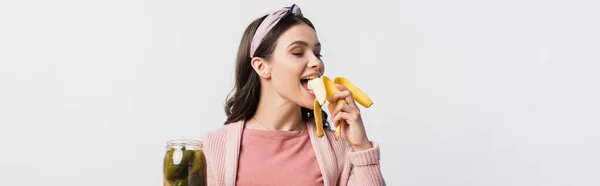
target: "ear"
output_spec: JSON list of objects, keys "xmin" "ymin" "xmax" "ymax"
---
[{"xmin": 250, "ymin": 57, "xmax": 271, "ymax": 79}]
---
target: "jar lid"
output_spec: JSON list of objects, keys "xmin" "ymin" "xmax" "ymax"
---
[{"xmin": 166, "ymin": 139, "xmax": 203, "ymax": 150}]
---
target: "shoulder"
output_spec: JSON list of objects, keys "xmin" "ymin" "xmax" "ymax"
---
[
  {"xmin": 200, "ymin": 121, "xmax": 242, "ymax": 150},
  {"xmin": 198, "ymin": 121, "xmax": 242, "ymax": 185}
]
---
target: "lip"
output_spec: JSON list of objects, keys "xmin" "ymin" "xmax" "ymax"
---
[
  {"xmin": 300, "ymin": 72, "xmax": 322, "ymax": 79},
  {"xmin": 302, "ymin": 84, "xmax": 316, "ymax": 98},
  {"xmin": 300, "ymin": 75, "xmax": 317, "ymax": 99}
]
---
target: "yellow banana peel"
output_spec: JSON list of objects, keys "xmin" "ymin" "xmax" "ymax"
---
[{"xmin": 307, "ymin": 75, "xmax": 373, "ymax": 140}]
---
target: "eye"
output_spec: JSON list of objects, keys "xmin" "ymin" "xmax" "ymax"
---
[
  {"xmin": 313, "ymin": 51, "xmax": 323, "ymax": 59},
  {"xmin": 292, "ymin": 52, "xmax": 304, "ymax": 57}
]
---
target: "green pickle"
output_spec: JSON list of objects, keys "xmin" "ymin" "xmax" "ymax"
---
[{"xmin": 163, "ymin": 141, "xmax": 207, "ymax": 186}]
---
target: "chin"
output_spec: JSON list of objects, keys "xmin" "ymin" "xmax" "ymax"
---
[
  {"xmin": 301, "ymin": 101, "xmax": 314, "ymax": 110},
  {"xmin": 303, "ymin": 96, "xmax": 319, "ymax": 110},
  {"xmin": 295, "ymin": 96, "xmax": 314, "ymax": 110}
]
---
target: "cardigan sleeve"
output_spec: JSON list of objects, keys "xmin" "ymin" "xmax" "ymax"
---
[{"xmin": 344, "ymin": 141, "xmax": 386, "ymax": 186}]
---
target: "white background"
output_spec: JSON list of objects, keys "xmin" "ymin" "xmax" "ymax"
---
[{"xmin": 1, "ymin": 0, "xmax": 599, "ymax": 185}]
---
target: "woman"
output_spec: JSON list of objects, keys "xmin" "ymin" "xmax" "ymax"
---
[{"xmin": 201, "ymin": 4, "xmax": 386, "ymax": 186}]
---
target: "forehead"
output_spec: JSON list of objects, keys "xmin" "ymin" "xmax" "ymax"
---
[{"xmin": 276, "ymin": 24, "xmax": 320, "ymax": 47}]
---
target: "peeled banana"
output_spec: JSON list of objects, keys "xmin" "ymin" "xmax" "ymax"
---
[{"xmin": 307, "ymin": 76, "xmax": 374, "ymax": 140}]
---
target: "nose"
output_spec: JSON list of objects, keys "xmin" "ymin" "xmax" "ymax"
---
[{"xmin": 307, "ymin": 54, "xmax": 322, "ymax": 70}]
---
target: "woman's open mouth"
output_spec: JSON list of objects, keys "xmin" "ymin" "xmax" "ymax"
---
[{"xmin": 301, "ymin": 76, "xmax": 319, "ymax": 97}]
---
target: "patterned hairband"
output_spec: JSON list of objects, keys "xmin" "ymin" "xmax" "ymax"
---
[{"xmin": 249, "ymin": 4, "xmax": 303, "ymax": 58}]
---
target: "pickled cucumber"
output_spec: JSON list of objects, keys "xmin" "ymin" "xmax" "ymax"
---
[
  {"xmin": 171, "ymin": 179, "xmax": 188, "ymax": 186},
  {"xmin": 163, "ymin": 149, "xmax": 207, "ymax": 186},
  {"xmin": 164, "ymin": 149, "xmax": 192, "ymax": 181}
]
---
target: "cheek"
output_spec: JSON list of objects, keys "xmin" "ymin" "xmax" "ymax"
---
[
  {"xmin": 271, "ymin": 63, "xmax": 303, "ymax": 91},
  {"xmin": 275, "ymin": 67, "xmax": 300, "ymax": 86},
  {"xmin": 273, "ymin": 61, "xmax": 302, "ymax": 78}
]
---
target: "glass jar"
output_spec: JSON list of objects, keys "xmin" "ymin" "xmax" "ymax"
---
[{"xmin": 163, "ymin": 139, "xmax": 207, "ymax": 186}]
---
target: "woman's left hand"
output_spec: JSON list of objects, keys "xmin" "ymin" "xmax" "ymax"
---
[{"xmin": 328, "ymin": 84, "xmax": 373, "ymax": 151}]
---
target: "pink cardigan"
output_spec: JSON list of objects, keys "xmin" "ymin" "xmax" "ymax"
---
[{"xmin": 200, "ymin": 119, "xmax": 386, "ymax": 186}]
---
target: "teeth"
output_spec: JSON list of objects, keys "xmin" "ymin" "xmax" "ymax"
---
[{"xmin": 301, "ymin": 76, "xmax": 320, "ymax": 80}]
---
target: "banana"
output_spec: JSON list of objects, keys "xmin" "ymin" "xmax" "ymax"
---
[
  {"xmin": 334, "ymin": 77, "xmax": 374, "ymax": 108},
  {"xmin": 308, "ymin": 77, "xmax": 327, "ymax": 105},
  {"xmin": 322, "ymin": 76, "xmax": 347, "ymax": 139},
  {"xmin": 313, "ymin": 99, "xmax": 324, "ymax": 137},
  {"xmin": 307, "ymin": 75, "xmax": 373, "ymax": 140}
]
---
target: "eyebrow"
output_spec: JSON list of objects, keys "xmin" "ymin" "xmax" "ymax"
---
[{"xmin": 287, "ymin": 40, "xmax": 321, "ymax": 48}]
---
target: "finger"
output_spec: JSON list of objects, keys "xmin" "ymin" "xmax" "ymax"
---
[
  {"xmin": 331, "ymin": 102, "xmax": 355, "ymax": 121},
  {"xmin": 335, "ymin": 84, "xmax": 349, "ymax": 91},
  {"xmin": 332, "ymin": 112, "xmax": 347, "ymax": 128},
  {"xmin": 330, "ymin": 90, "xmax": 352, "ymax": 104},
  {"xmin": 330, "ymin": 103, "xmax": 342, "ymax": 121},
  {"xmin": 328, "ymin": 103, "xmax": 338, "ymax": 127},
  {"xmin": 333, "ymin": 84, "xmax": 359, "ymax": 108},
  {"xmin": 332, "ymin": 112, "xmax": 359, "ymax": 127},
  {"xmin": 330, "ymin": 84, "xmax": 349, "ymax": 102}
]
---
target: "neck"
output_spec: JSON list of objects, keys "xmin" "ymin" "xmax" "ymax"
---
[{"xmin": 249, "ymin": 84, "xmax": 305, "ymax": 131}]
